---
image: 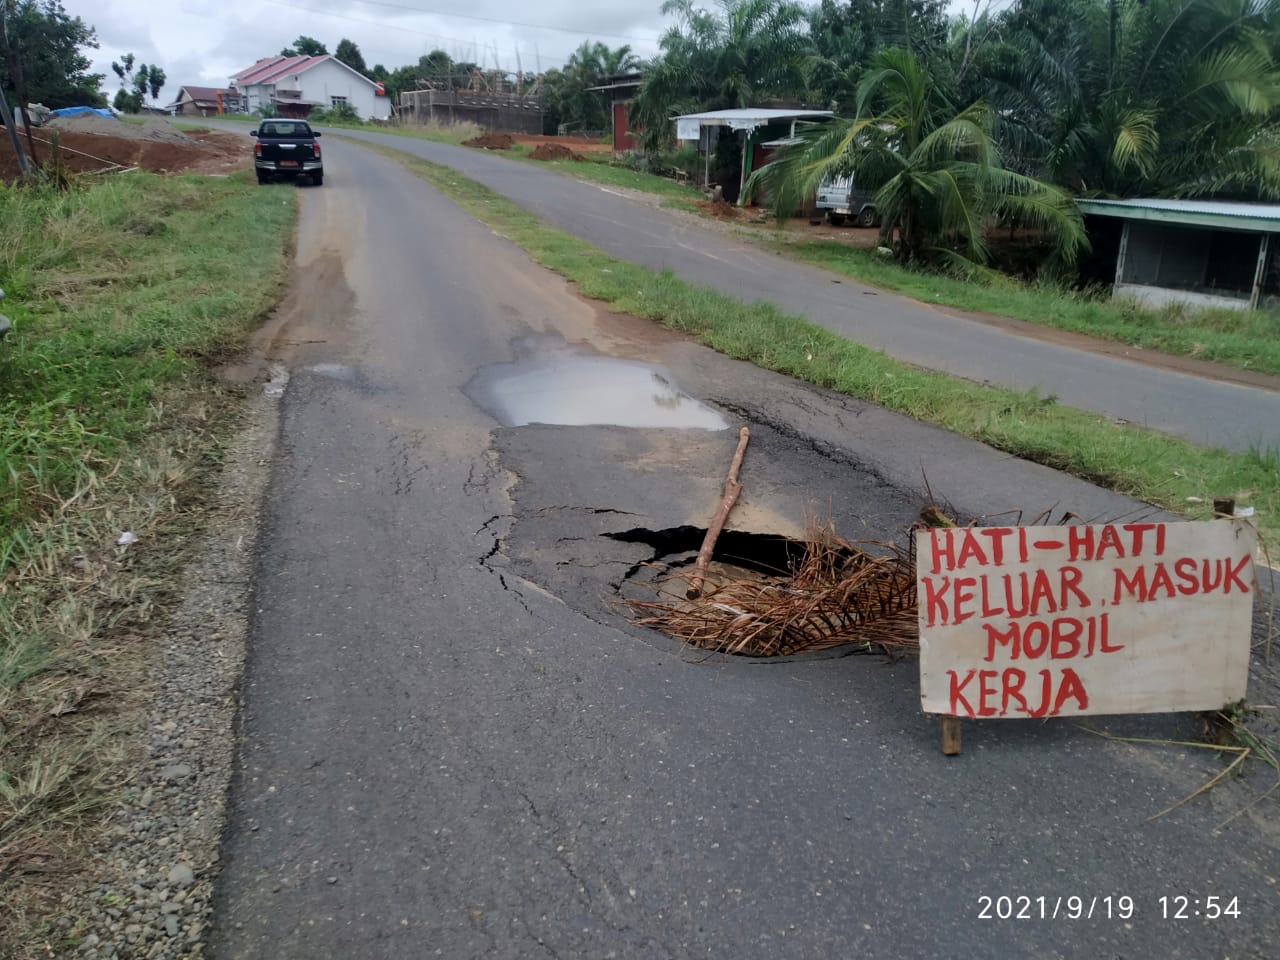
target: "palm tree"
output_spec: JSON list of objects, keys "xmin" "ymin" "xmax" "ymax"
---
[
  {"xmin": 750, "ymin": 48, "xmax": 1087, "ymax": 268},
  {"xmin": 546, "ymin": 42, "xmax": 640, "ymax": 133},
  {"xmin": 631, "ymin": 0, "xmax": 815, "ymax": 152},
  {"xmin": 975, "ymin": 0, "xmax": 1280, "ymax": 199}
]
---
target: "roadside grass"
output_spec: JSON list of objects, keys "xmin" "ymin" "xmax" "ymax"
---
[
  {"xmin": 328, "ymin": 121, "xmax": 707, "ymax": 202},
  {"xmin": 330, "ymin": 118, "xmax": 483, "ymax": 144},
  {"xmin": 769, "ymin": 235, "xmax": 1280, "ymax": 376},
  {"xmin": 0, "ymin": 171, "xmax": 294, "ymax": 951},
  {"xmin": 396, "ymin": 131, "xmax": 1278, "ymax": 376},
  {"xmin": 278, "ymin": 116, "xmax": 701, "ymax": 203},
  {"xmin": 367, "ymin": 142, "xmax": 1280, "ymax": 544},
  {"xmin": 527, "ymin": 154, "xmax": 706, "ymax": 202}
]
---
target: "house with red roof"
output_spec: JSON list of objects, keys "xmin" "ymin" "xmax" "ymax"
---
[{"xmin": 230, "ymin": 55, "xmax": 389, "ymax": 120}]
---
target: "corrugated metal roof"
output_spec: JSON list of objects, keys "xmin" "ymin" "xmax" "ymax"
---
[
  {"xmin": 588, "ymin": 72, "xmax": 644, "ymax": 92},
  {"xmin": 179, "ymin": 86, "xmax": 230, "ymax": 103},
  {"xmin": 236, "ymin": 55, "xmax": 322, "ymax": 86},
  {"xmin": 232, "ymin": 56, "xmax": 286, "ymax": 81},
  {"xmin": 674, "ymin": 108, "xmax": 833, "ymax": 127},
  {"xmin": 1077, "ymin": 198, "xmax": 1280, "ymax": 232}
]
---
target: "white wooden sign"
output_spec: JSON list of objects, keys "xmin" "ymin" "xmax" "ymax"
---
[
  {"xmin": 676, "ymin": 117, "xmax": 701, "ymax": 142},
  {"xmin": 917, "ymin": 519, "xmax": 1256, "ymax": 719}
]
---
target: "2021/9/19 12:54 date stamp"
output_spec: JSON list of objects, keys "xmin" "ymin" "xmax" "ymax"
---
[{"xmin": 976, "ymin": 895, "xmax": 1242, "ymax": 920}]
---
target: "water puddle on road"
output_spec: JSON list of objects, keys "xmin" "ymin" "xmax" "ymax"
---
[
  {"xmin": 467, "ymin": 344, "xmax": 728, "ymax": 430},
  {"xmin": 304, "ymin": 362, "xmax": 359, "ymax": 382}
]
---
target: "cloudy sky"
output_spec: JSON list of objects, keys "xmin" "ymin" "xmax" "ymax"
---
[{"xmin": 65, "ymin": 0, "xmax": 675, "ymax": 100}]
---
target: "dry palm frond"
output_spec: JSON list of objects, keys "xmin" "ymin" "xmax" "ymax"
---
[{"xmin": 624, "ymin": 521, "xmax": 919, "ymax": 658}]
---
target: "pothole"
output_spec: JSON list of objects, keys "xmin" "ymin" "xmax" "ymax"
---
[
  {"xmin": 466, "ymin": 339, "xmax": 728, "ymax": 430},
  {"xmin": 304, "ymin": 362, "xmax": 359, "ymax": 381},
  {"xmin": 611, "ymin": 526, "xmax": 919, "ymax": 659}
]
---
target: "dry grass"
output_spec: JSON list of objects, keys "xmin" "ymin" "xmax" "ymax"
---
[
  {"xmin": 0, "ymin": 399, "xmax": 233, "ymax": 952},
  {"xmin": 0, "ymin": 173, "xmax": 294, "ymax": 954},
  {"xmin": 624, "ymin": 520, "xmax": 920, "ymax": 657},
  {"xmin": 391, "ymin": 117, "xmax": 484, "ymax": 145}
]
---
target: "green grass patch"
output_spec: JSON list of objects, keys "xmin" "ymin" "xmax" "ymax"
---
[
  {"xmin": 416, "ymin": 134, "xmax": 1277, "ymax": 376},
  {"xmin": 311, "ymin": 120, "xmax": 702, "ymax": 201},
  {"xmin": 760, "ymin": 235, "xmax": 1280, "ymax": 376},
  {"xmin": 0, "ymin": 172, "xmax": 294, "ymax": 554},
  {"xmin": 333, "ymin": 123, "xmax": 706, "ymax": 201},
  {"xmin": 526, "ymin": 154, "xmax": 705, "ymax": 202},
  {"xmin": 0, "ymin": 171, "xmax": 294, "ymax": 946},
  {"xmin": 335, "ymin": 118, "xmax": 483, "ymax": 145},
  {"xmin": 366, "ymin": 141, "xmax": 1279, "ymax": 543}
]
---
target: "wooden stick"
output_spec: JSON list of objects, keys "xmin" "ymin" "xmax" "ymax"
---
[
  {"xmin": 941, "ymin": 716, "xmax": 962, "ymax": 756},
  {"xmin": 687, "ymin": 427, "xmax": 750, "ymax": 600}
]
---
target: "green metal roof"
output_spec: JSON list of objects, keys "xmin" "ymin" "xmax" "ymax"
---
[{"xmin": 1076, "ymin": 198, "xmax": 1280, "ymax": 232}]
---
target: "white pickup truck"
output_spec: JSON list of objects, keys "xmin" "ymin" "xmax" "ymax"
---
[{"xmin": 815, "ymin": 174, "xmax": 878, "ymax": 227}]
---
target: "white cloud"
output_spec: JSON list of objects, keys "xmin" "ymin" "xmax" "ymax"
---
[{"xmin": 64, "ymin": 0, "xmax": 671, "ymax": 101}]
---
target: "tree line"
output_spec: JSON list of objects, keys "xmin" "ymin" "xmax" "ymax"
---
[
  {"xmin": 358, "ymin": 0, "xmax": 1280, "ymax": 267},
  {"xmin": 633, "ymin": 0, "xmax": 1280, "ymax": 270},
  {"xmin": 5, "ymin": 0, "xmax": 1277, "ymax": 269}
]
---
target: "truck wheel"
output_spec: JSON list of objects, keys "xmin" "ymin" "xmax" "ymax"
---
[
  {"xmin": 311, "ymin": 173, "xmax": 324, "ymax": 186},
  {"xmin": 828, "ymin": 213, "xmax": 847, "ymax": 227},
  {"xmin": 257, "ymin": 174, "xmax": 269, "ymax": 185},
  {"xmin": 857, "ymin": 206, "xmax": 877, "ymax": 228}
]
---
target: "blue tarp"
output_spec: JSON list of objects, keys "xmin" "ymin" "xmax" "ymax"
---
[{"xmin": 48, "ymin": 106, "xmax": 115, "ymax": 119}]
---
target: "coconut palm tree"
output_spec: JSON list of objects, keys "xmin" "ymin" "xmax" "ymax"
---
[
  {"xmin": 631, "ymin": 0, "xmax": 815, "ymax": 152},
  {"xmin": 749, "ymin": 47, "xmax": 1087, "ymax": 268}
]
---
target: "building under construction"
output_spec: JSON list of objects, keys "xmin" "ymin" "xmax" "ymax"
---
[{"xmin": 399, "ymin": 88, "xmax": 543, "ymax": 134}]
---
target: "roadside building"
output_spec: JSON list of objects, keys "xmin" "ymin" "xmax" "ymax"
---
[
  {"xmin": 588, "ymin": 72, "xmax": 644, "ymax": 152},
  {"xmin": 231, "ymin": 55, "xmax": 390, "ymax": 121},
  {"xmin": 171, "ymin": 86, "xmax": 239, "ymax": 117},
  {"xmin": 1077, "ymin": 198, "xmax": 1280, "ymax": 311},
  {"xmin": 397, "ymin": 88, "xmax": 542, "ymax": 134},
  {"xmin": 671, "ymin": 108, "xmax": 833, "ymax": 202}
]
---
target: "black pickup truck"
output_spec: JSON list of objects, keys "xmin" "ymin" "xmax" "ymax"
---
[{"xmin": 250, "ymin": 120, "xmax": 323, "ymax": 186}]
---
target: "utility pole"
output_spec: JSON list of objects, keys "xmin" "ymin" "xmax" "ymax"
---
[{"xmin": 0, "ymin": 82, "xmax": 29, "ymax": 177}]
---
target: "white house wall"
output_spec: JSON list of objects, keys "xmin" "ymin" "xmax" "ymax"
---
[
  {"xmin": 240, "ymin": 84, "xmax": 269, "ymax": 113},
  {"xmin": 1116, "ymin": 283, "xmax": 1250, "ymax": 312},
  {"xmin": 292, "ymin": 60, "xmax": 389, "ymax": 120},
  {"xmin": 237, "ymin": 60, "xmax": 389, "ymax": 119}
]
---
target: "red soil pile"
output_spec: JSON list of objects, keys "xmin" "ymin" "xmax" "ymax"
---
[
  {"xmin": 513, "ymin": 134, "xmax": 612, "ymax": 154},
  {"xmin": 527, "ymin": 143, "xmax": 583, "ymax": 162},
  {"xmin": 695, "ymin": 198, "xmax": 738, "ymax": 218},
  {"xmin": 0, "ymin": 127, "xmax": 250, "ymax": 182},
  {"xmin": 463, "ymin": 132, "xmax": 516, "ymax": 149}
]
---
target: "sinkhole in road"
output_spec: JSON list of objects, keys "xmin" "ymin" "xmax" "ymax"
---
[
  {"xmin": 466, "ymin": 343, "xmax": 728, "ymax": 430},
  {"xmin": 609, "ymin": 525, "xmax": 805, "ymax": 577},
  {"xmin": 607, "ymin": 526, "xmax": 919, "ymax": 659}
]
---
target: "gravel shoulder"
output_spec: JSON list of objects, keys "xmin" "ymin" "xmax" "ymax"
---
[{"xmin": 56, "ymin": 388, "xmax": 281, "ymax": 960}]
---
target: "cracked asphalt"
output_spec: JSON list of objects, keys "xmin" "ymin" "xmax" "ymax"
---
[
  {"xmin": 330, "ymin": 126, "xmax": 1280, "ymax": 454},
  {"xmin": 210, "ymin": 138, "xmax": 1280, "ymax": 959}
]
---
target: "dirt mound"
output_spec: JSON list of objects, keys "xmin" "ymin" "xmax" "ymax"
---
[
  {"xmin": 0, "ymin": 126, "xmax": 251, "ymax": 181},
  {"xmin": 463, "ymin": 132, "xmax": 515, "ymax": 150},
  {"xmin": 528, "ymin": 143, "xmax": 583, "ymax": 162},
  {"xmin": 45, "ymin": 114, "xmax": 195, "ymax": 144},
  {"xmin": 695, "ymin": 198, "xmax": 739, "ymax": 218},
  {"xmin": 513, "ymin": 133, "xmax": 612, "ymax": 154}
]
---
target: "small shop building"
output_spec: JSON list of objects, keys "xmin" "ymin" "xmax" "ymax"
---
[
  {"xmin": 1077, "ymin": 198, "xmax": 1280, "ymax": 310},
  {"xmin": 671, "ymin": 108, "xmax": 833, "ymax": 201}
]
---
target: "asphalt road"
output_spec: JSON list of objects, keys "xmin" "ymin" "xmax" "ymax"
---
[
  {"xmin": 325, "ymin": 127, "xmax": 1280, "ymax": 455},
  {"xmin": 210, "ymin": 139, "xmax": 1280, "ymax": 959}
]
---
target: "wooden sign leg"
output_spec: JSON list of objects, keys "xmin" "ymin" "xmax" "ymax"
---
[{"xmin": 940, "ymin": 716, "xmax": 962, "ymax": 756}]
